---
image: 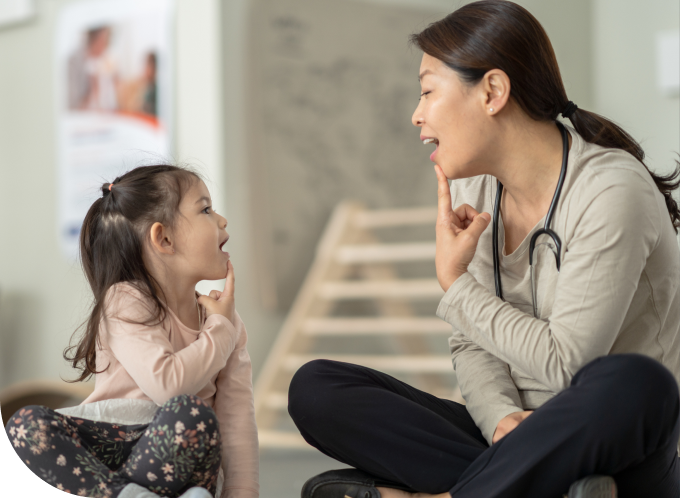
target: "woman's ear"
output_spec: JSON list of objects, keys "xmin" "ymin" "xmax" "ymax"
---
[
  {"xmin": 149, "ymin": 222, "xmax": 175, "ymax": 255},
  {"xmin": 481, "ymin": 69, "xmax": 511, "ymax": 115}
]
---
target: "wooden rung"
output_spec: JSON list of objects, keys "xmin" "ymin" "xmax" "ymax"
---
[
  {"xmin": 302, "ymin": 317, "xmax": 451, "ymax": 335},
  {"xmin": 319, "ymin": 279, "xmax": 443, "ymax": 300},
  {"xmin": 353, "ymin": 207, "xmax": 437, "ymax": 228},
  {"xmin": 283, "ymin": 355, "xmax": 452, "ymax": 373},
  {"xmin": 258, "ymin": 430, "xmax": 311, "ymax": 449},
  {"xmin": 335, "ymin": 242, "xmax": 435, "ymax": 264}
]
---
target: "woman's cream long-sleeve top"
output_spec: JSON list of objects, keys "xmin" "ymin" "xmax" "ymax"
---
[
  {"xmin": 436, "ymin": 126, "xmax": 680, "ymax": 446},
  {"xmin": 81, "ymin": 282, "xmax": 259, "ymax": 497}
]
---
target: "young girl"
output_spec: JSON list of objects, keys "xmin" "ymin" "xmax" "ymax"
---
[{"xmin": 4, "ymin": 165, "xmax": 258, "ymax": 498}]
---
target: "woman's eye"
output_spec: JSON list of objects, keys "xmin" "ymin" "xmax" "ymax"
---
[{"xmin": 419, "ymin": 91, "xmax": 431, "ymax": 101}]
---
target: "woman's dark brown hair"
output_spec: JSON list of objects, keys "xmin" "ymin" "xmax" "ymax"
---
[
  {"xmin": 411, "ymin": 0, "xmax": 680, "ymax": 232},
  {"xmin": 64, "ymin": 164, "xmax": 201, "ymax": 382}
]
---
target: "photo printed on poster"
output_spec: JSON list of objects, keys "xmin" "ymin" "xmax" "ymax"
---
[{"xmin": 56, "ymin": 0, "xmax": 173, "ymax": 258}]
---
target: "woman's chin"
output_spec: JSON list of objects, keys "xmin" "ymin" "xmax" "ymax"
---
[{"xmin": 440, "ymin": 164, "xmax": 471, "ymax": 181}]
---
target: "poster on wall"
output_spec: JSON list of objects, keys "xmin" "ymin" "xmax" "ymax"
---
[{"xmin": 56, "ymin": 0, "xmax": 173, "ymax": 258}]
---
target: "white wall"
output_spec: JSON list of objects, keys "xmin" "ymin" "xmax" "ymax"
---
[
  {"xmin": 593, "ymin": 0, "xmax": 680, "ymax": 178},
  {"xmin": 0, "ymin": 0, "xmax": 88, "ymax": 388}
]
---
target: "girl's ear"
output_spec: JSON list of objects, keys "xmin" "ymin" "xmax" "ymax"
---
[
  {"xmin": 481, "ymin": 69, "xmax": 511, "ymax": 115},
  {"xmin": 149, "ymin": 222, "xmax": 175, "ymax": 255}
]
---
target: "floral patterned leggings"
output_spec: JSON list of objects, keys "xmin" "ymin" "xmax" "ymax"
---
[{"xmin": 4, "ymin": 394, "xmax": 222, "ymax": 498}]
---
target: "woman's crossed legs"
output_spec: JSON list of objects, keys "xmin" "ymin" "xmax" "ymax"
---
[
  {"xmin": 288, "ymin": 354, "xmax": 680, "ymax": 497},
  {"xmin": 5, "ymin": 394, "xmax": 222, "ymax": 497}
]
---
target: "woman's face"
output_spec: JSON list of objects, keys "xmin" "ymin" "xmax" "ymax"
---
[{"xmin": 412, "ymin": 53, "xmax": 491, "ymax": 180}]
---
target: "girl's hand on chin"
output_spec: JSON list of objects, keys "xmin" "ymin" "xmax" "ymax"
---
[
  {"xmin": 434, "ymin": 164, "xmax": 491, "ymax": 292},
  {"xmin": 197, "ymin": 260, "xmax": 236, "ymax": 325}
]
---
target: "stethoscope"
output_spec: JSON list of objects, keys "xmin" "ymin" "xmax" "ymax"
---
[{"xmin": 492, "ymin": 121, "xmax": 569, "ymax": 318}]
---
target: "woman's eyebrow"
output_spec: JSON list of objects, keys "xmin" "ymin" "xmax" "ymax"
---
[
  {"xmin": 419, "ymin": 69, "xmax": 433, "ymax": 81},
  {"xmin": 195, "ymin": 196, "xmax": 211, "ymax": 205}
]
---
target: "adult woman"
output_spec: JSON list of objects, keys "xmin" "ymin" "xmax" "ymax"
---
[{"xmin": 288, "ymin": 1, "xmax": 680, "ymax": 497}]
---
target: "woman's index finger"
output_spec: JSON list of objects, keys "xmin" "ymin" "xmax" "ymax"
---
[{"xmin": 434, "ymin": 164, "xmax": 454, "ymax": 217}]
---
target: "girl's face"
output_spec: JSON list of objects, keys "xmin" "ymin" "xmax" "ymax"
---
[
  {"xmin": 411, "ymin": 53, "xmax": 492, "ymax": 180},
  {"xmin": 173, "ymin": 180, "xmax": 230, "ymax": 282}
]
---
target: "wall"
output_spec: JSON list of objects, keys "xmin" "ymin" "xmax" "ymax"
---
[
  {"xmin": 593, "ymin": 0, "xmax": 680, "ymax": 180},
  {"xmin": 0, "ymin": 0, "xmax": 88, "ymax": 388}
]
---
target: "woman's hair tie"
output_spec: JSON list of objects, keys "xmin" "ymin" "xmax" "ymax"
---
[{"xmin": 561, "ymin": 101, "xmax": 578, "ymax": 119}]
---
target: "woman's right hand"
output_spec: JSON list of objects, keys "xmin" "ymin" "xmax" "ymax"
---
[
  {"xmin": 492, "ymin": 410, "xmax": 533, "ymax": 443},
  {"xmin": 434, "ymin": 165, "xmax": 491, "ymax": 292},
  {"xmin": 197, "ymin": 260, "xmax": 236, "ymax": 325}
]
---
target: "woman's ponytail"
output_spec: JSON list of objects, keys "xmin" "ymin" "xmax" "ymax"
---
[
  {"xmin": 411, "ymin": 0, "xmax": 680, "ymax": 233},
  {"xmin": 566, "ymin": 106, "xmax": 680, "ymax": 232}
]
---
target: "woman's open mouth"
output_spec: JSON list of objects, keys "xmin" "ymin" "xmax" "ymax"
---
[{"xmin": 422, "ymin": 137, "xmax": 439, "ymax": 161}]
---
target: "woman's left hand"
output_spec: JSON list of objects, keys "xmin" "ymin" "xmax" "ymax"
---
[{"xmin": 435, "ymin": 164, "xmax": 491, "ymax": 292}]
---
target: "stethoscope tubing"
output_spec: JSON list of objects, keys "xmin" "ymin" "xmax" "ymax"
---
[{"xmin": 493, "ymin": 121, "xmax": 570, "ymax": 302}]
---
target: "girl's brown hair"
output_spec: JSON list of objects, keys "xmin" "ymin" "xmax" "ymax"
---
[
  {"xmin": 64, "ymin": 164, "xmax": 201, "ymax": 382},
  {"xmin": 410, "ymin": 0, "xmax": 680, "ymax": 232}
]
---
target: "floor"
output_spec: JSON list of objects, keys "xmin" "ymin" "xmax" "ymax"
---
[{"xmin": 259, "ymin": 448, "xmax": 346, "ymax": 498}]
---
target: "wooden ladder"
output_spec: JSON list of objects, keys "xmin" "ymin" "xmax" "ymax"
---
[{"xmin": 255, "ymin": 201, "xmax": 462, "ymax": 449}]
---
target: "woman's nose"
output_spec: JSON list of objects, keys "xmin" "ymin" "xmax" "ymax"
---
[{"xmin": 412, "ymin": 105, "xmax": 424, "ymax": 127}]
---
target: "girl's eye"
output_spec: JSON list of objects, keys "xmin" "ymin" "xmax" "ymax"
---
[
  {"xmin": 419, "ymin": 91, "xmax": 431, "ymax": 101},
  {"xmin": 202, "ymin": 206, "xmax": 211, "ymax": 214}
]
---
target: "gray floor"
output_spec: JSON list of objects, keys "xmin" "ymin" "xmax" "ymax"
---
[{"xmin": 259, "ymin": 448, "xmax": 346, "ymax": 498}]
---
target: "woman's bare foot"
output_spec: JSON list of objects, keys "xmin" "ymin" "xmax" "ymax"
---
[{"xmin": 376, "ymin": 487, "xmax": 451, "ymax": 498}]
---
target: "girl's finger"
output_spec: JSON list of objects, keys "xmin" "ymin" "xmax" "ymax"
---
[
  {"xmin": 221, "ymin": 260, "xmax": 235, "ymax": 298},
  {"xmin": 434, "ymin": 165, "xmax": 454, "ymax": 221},
  {"xmin": 209, "ymin": 290, "xmax": 219, "ymax": 300}
]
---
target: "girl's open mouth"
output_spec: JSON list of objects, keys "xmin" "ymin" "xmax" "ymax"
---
[{"xmin": 219, "ymin": 238, "xmax": 229, "ymax": 255}]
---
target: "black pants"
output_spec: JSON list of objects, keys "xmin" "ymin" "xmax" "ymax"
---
[
  {"xmin": 5, "ymin": 394, "xmax": 222, "ymax": 497},
  {"xmin": 288, "ymin": 354, "xmax": 680, "ymax": 497}
]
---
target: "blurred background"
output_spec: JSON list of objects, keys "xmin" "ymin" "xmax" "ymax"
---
[{"xmin": 0, "ymin": 0, "xmax": 678, "ymax": 496}]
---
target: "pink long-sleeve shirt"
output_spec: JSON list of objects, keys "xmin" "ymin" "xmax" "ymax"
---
[{"xmin": 82, "ymin": 282, "xmax": 259, "ymax": 497}]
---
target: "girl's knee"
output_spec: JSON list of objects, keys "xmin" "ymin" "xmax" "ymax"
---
[
  {"xmin": 162, "ymin": 394, "xmax": 214, "ymax": 414},
  {"xmin": 5, "ymin": 406, "xmax": 57, "ymax": 454},
  {"xmin": 156, "ymin": 394, "xmax": 219, "ymax": 434},
  {"xmin": 5, "ymin": 405, "xmax": 53, "ymax": 430}
]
